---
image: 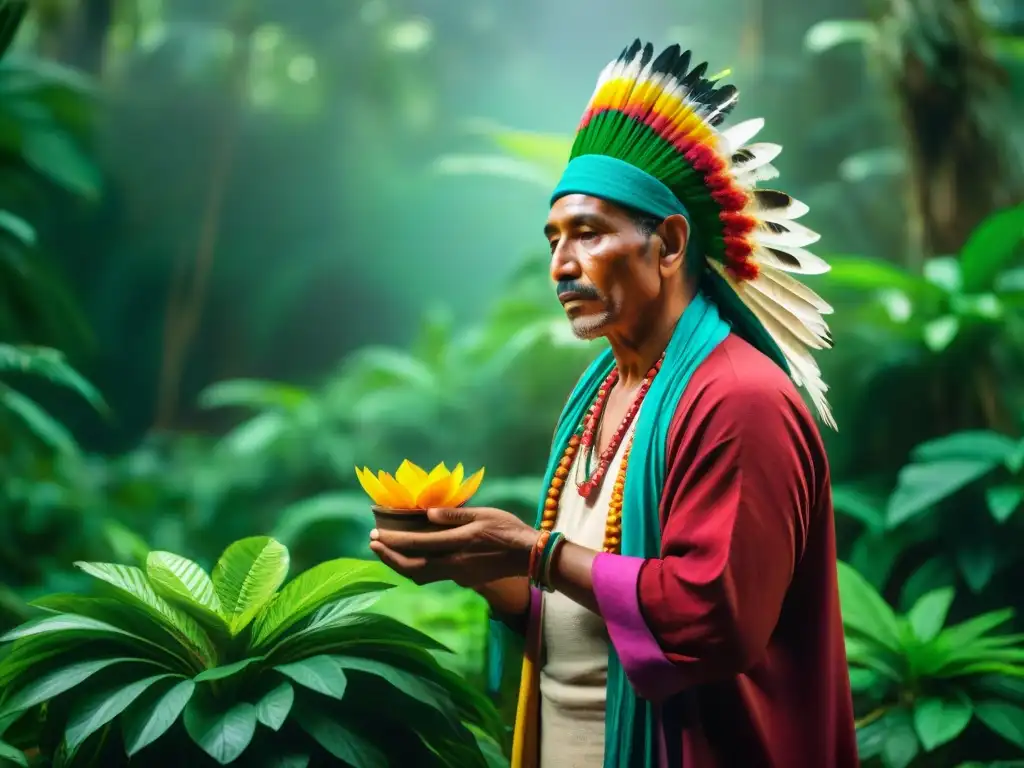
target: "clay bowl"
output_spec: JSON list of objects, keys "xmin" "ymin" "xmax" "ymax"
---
[{"xmin": 371, "ymin": 506, "xmax": 448, "ymax": 534}]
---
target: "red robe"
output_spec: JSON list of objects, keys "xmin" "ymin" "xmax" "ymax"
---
[{"xmin": 587, "ymin": 333, "xmax": 859, "ymax": 767}]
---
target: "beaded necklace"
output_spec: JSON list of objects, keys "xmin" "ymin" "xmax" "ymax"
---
[{"xmin": 540, "ymin": 357, "xmax": 663, "ymax": 553}]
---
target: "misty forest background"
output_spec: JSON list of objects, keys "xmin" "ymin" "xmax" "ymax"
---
[{"xmin": 2, "ymin": 0, "xmax": 1024, "ymax": 766}]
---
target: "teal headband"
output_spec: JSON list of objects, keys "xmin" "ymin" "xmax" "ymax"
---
[{"xmin": 549, "ymin": 154, "xmax": 691, "ymax": 221}]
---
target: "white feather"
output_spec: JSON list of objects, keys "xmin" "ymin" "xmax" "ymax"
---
[
  {"xmin": 720, "ymin": 118, "xmax": 764, "ymax": 154},
  {"xmin": 734, "ymin": 164, "xmax": 780, "ymax": 185},
  {"xmin": 731, "ymin": 142, "xmax": 782, "ymax": 174},
  {"xmin": 753, "ymin": 219, "xmax": 822, "ymax": 249},
  {"xmin": 752, "ymin": 243, "xmax": 831, "ymax": 275},
  {"xmin": 758, "ymin": 265, "xmax": 833, "ymax": 314},
  {"xmin": 748, "ymin": 190, "xmax": 810, "ymax": 220}
]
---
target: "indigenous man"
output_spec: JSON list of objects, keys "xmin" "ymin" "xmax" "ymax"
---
[{"xmin": 369, "ymin": 40, "xmax": 859, "ymax": 767}]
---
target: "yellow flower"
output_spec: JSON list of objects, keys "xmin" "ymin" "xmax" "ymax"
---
[{"xmin": 355, "ymin": 460, "xmax": 485, "ymax": 510}]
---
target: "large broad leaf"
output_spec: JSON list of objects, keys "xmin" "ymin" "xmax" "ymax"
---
[
  {"xmin": 122, "ymin": 678, "xmax": 196, "ymax": 756},
  {"xmin": 193, "ymin": 657, "xmax": 264, "ymax": 683},
  {"xmin": 974, "ymin": 700, "xmax": 1024, "ymax": 749},
  {"xmin": 912, "ymin": 431, "xmax": 1018, "ymax": 465},
  {"xmin": 818, "ymin": 256, "xmax": 938, "ymax": 297},
  {"xmin": 959, "ymin": 204, "xmax": 1024, "ymax": 293},
  {"xmin": 274, "ymin": 655, "xmax": 348, "ymax": 700},
  {"xmin": 913, "ymin": 695, "xmax": 973, "ymax": 751},
  {"xmin": 183, "ymin": 693, "xmax": 258, "ymax": 765},
  {"xmin": 334, "ymin": 655, "xmax": 457, "ymax": 722},
  {"xmin": 65, "ymin": 673, "xmax": 177, "ymax": 749},
  {"xmin": 0, "ymin": 657, "xmax": 149, "ymax": 716},
  {"xmin": 212, "ymin": 537, "xmax": 290, "ymax": 636},
  {"xmin": 74, "ymin": 562, "xmax": 216, "ymax": 667},
  {"xmin": 292, "ymin": 701, "xmax": 388, "ymax": 768},
  {"xmin": 836, "ymin": 561, "xmax": 903, "ymax": 652},
  {"xmin": 249, "ymin": 559, "xmax": 401, "ymax": 648},
  {"xmin": 255, "ymin": 680, "xmax": 294, "ymax": 731},
  {"xmin": 887, "ymin": 460, "xmax": 997, "ymax": 527},
  {"xmin": 146, "ymin": 552, "xmax": 227, "ymax": 634},
  {"xmin": 907, "ymin": 588, "xmax": 955, "ymax": 644}
]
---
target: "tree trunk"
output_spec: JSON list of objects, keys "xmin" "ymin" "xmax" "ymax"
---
[{"xmin": 881, "ymin": 0, "xmax": 1024, "ymax": 266}]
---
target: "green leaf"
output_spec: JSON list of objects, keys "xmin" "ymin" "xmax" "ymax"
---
[
  {"xmin": 193, "ymin": 657, "xmax": 263, "ymax": 683},
  {"xmin": 956, "ymin": 540, "xmax": 997, "ymax": 593},
  {"xmin": 913, "ymin": 431, "xmax": 1019, "ymax": 464},
  {"xmin": 0, "ymin": 345, "xmax": 106, "ymax": 413},
  {"xmin": 198, "ymin": 379, "xmax": 310, "ymax": 412},
  {"xmin": 73, "ymin": 561, "xmax": 216, "ymax": 666},
  {"xmin": 0, "ymin": 384, "xmax": 77, "ymax": 455},
  {"xmin": 887, "ymin": 460, "xmax": 996, "ymax": 527},
  {"xmin": 837, "ymin": 561, "xmax": 902, "ymax": 652},
  {"xmin": 292, "ymin": 703, "xmax": 388, "ymax": 768},
  {"xmin": 334, "ymin": 655, "xmax": 456, "ymax": 721},
  {"xmin": 183, "ymin": 694, "xmax": 258, "ymax": 765},
  {"xmin": 65, "ymin": 673, "xmax": 175, "ymax": 750},
  {"xmin": 975, "ymin": 700, "xmax": 1024, "ymax": 749},
  {"xmin": 923, "ymin": 316, "xmax": 960, "ymax": 352},
  {"xmin": 0, "ymin": 740, "xmax": 27, "ymax": 767},
  {"xmin": 212, "ymin": 537, "xmax": 289, "ymax": 636},
  {"xmin": 831, "ymin": 485, "xmax": 887, "ymax": 532},
  {"xmin": 250, "ymin": 559, "xmax": 401, "ymax": 649},
  {"xmin": 987, "ymin": 485, "xmax": 1024, "ymax": 523},
  {"xmin": 256, "ymin": 680, "xmax": 294, "ymax": 731},
  {"xmin": 819, "ymin": 256, "xmax": 936, "ymax": 297},
  {"xmin": 940, "ymin": 610, "xmax": 1016, "ymax": 647},
  {"xmin": 804, "ymin": 19, "xmax": 879, "ymax": 53},
  {"xmin": 924, "ymin": 258, "xmax": 962, "ymax": 294},
  {"xmin": 0, "ymin": 210, "xmax": 34, "ymax": 246},
  {"xmin": 122, "ymin": 679, "xmax": 195, "ymax": 756},
  {"xmin": 275, "ymin": 655, "xmax": 348, "ymax": 700},
  {"xmin": 146, "ymin": 551, "xmax": 227, "ymax": 632},
  {"xmin": 1, "ymin": 657, "xmax": 144, "ymax": 716},
  {"xmin": 959, "ymin": 204, "xmax": 1024, "ymax": 293},
  {"xmin": 21, "ymin": 127, "xmax": 101, "ymax": 199},
  {"xmin": 880, "ymin": 707, "xmax": 920, "ymax": 768},
  {"xmin": 913, "ymin": 696, "xmax": 973, "ymax": 751},
  {"xmin": 259, "ymin": 755, "xmax": 309, "ymax": 768},
  {"xmin": 907, "ymin": 588, "xmax": 955, "ymax": 643}
]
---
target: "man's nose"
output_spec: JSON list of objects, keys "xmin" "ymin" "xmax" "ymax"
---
[{"xmin": 549, "ymin": 243, "xmax": 581, "ymax": 282}]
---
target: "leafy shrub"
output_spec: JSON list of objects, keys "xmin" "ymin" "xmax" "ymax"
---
[
  {"xmin": 840, "ymin": 562, "xmax": 1024, "ymax": 767},
  {"xmin": 0, "ymin": 537, "xmax": 505, "ymax": 767}
]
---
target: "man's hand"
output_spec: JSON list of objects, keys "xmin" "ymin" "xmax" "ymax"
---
[{"xmin": 369, "ymin": 507, "xmax": 541, "ymax": 587}]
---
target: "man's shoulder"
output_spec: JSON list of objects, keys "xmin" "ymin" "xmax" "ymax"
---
[{"xmin": 679, "ymin": 333, "xmax": 811, "ymax": 419}]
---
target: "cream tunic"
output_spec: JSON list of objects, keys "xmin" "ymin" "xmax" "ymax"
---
[{"xmin": 538, "ymin": 423, "xmax": 635, "ymax": 767}]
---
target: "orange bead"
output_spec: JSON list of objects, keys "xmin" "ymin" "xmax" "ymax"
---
[
  {"xmin": 559, "ymin": 456, "xmax": 572, "ymax": 469},
  {"xmin": 547, "ymin": 488, "xmax": 559, "ymax": 499},
  {"xmin": 551, "ymin": 477, "xmax": 564, "ymax": 489},
  {"xmin": 612, "ymin": 481, "xmax": 624, "ymax": 492},
  {"xmin": 569, "ymin": 435, "xmax": 580, "ymax": 447},
  {"xmin": 544, "ymin": 498, "xmax": 558, "ymax": 510},
  {"xmin": 555, "ymin": 467, "xmax": 569, "ymax": 479}
]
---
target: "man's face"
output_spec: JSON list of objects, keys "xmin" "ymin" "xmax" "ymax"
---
[{"xmin": 544, "ymin": 194, "xmax": 664, "ymax": 341}]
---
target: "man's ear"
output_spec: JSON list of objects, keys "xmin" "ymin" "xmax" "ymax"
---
[{"xmin": 657, "ymin": 214, "xmax": 690, "ymax": 277}]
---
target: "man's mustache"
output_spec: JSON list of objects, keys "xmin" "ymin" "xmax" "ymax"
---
[{"xmin": 555, "ymin": 280, "xmax": 600, "ymax": 300}]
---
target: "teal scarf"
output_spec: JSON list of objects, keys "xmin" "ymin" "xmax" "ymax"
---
[{"xmin": 532, "ymin": 292, "xmax": 730, "ymax": 767}]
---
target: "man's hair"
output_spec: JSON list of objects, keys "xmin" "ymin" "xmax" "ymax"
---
[{"xmin": 624, "ymin": 207, "xmax": 663, "ymax": 240}]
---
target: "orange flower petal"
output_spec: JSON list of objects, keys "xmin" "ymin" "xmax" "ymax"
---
[
  {"xmin": 416, "ymin": 473, "xmax": 456, "ymax": 508},
  {"xmin": 395, "ymin": 460, "xmax": 429, "ymax": 496},
  {"xmin": 378, "ymin": 471, "xmax": 417, "ymax": 509},
  {"xmin": 447, "ymin": 467, "xmax": 485, "ymax": 508},
  {"xmin": 355, "ymin": 466, "xmax": 391, "ymax": 507}
]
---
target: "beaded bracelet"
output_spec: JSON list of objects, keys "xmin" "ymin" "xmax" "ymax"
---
[
  {"xmin": 528, "ymin": 530, "xmax": 551, "ymax": 585},
  {"xmin": 535, "ymin": 531, "xmax": 565, "ymax": 592}
]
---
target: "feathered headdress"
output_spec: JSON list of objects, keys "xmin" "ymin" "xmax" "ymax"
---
[{"xmin": 552, "ymin": 40, "xmax": 836, "ymax": 429}]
